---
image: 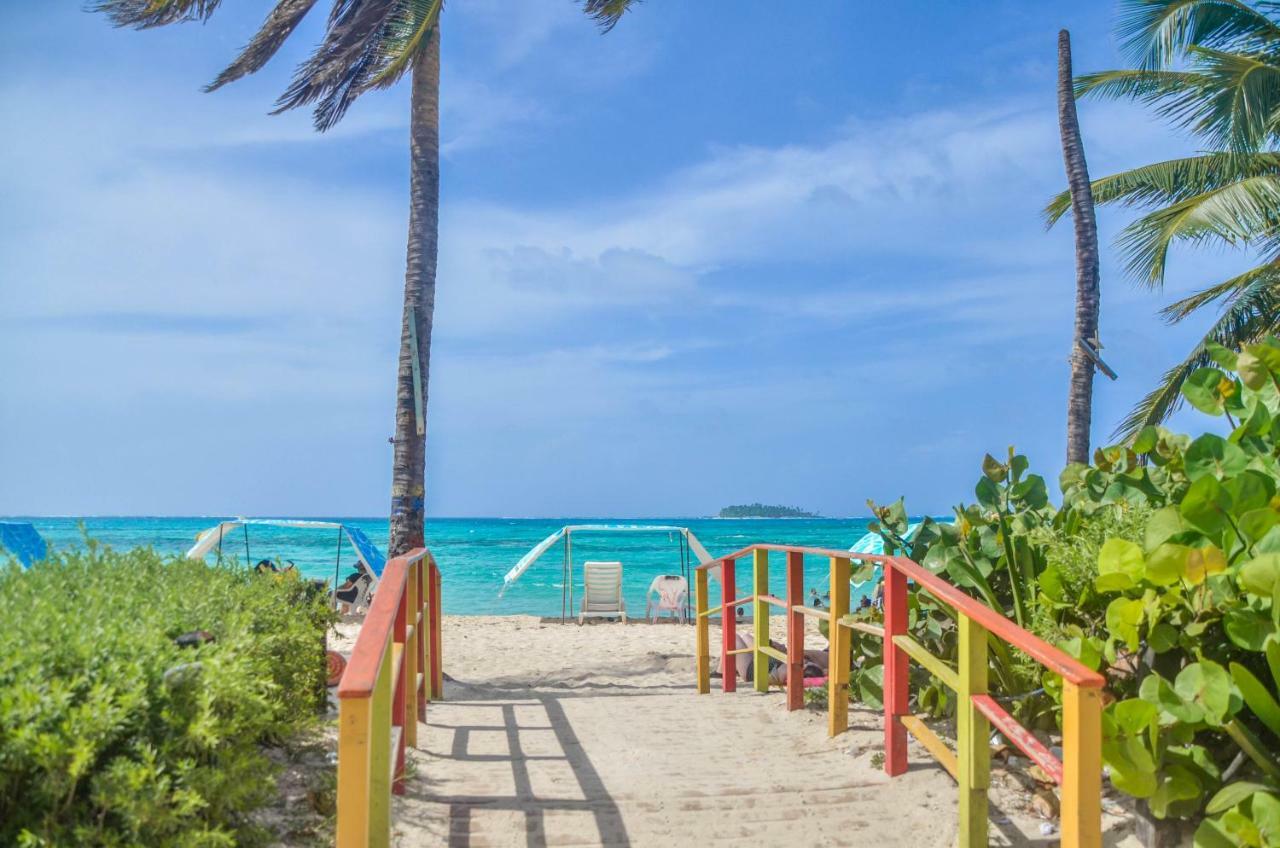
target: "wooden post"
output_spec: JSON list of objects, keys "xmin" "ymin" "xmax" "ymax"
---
[
  {"xmin": 721, "ymin": 557, "xmax": 737, "ymax": 694},
  {"xmin": 753, "ymin": 549, "xmax": 770, "ymax": 693},
  {"xmin": 957, "ymin": 614, "xmax": 990, "ymax": 846},
  {"xmin": 785, "ymin": 550, "xmax": 804, "ymax": 711},
  {"xmin": 695, "ymin": 568, "xmax": 710, "ymax": 694},
  {"xmin": 368, "ymin": 649, "xmax": 393, "ymax": 847},
  {"xmin": 416, "ymin": 556, "xmax": 427, "ymax": 720},
  {"xmin": 1061, "ymin": 681, "xmax": 1103, "ymax": 848},
  {"xmin": 883, "ymin": 563, "xmax": 909, "ymax": 776},
  {"xmin": 404, "ymin": 561, "xmax": 418, "ymax": 745},
  {"xmin": 430, "ymin": 562, "xmax": 443, "ymax": 699},
  {"xmin": 392, "ymin": 584, "xmax": 409, "ymax": 794},
  {"xmin": 336, "ymin": 696, "xmax": 372, "ymax": 848},
  {"xmin": 827, "ymin": 555, "xmax": 851, "ymax": 737}
]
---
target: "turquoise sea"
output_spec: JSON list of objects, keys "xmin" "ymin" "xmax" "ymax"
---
[{"xmin": 8, "ymin": 517, "xmax": 885, "ymax": 617}]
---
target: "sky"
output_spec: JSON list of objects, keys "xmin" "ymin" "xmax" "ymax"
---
[{"xmin": 0, "ymin": 1, "xmax": 1253, "ymax": 518}]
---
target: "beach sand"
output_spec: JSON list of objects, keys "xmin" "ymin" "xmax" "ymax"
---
[{"xmin": 332, "ymin": 615, "xmax": 1140, "ymax": 847}]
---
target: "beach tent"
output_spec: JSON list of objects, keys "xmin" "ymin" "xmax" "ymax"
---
[
  {"xmin": 186, "ymin": 519, "xmax": 387, "ymax": 596},
  {"xmin": 848, "ymin": 523, "xmax": 919, "ymax": 588},
  {"xmin": 502, "ymin": 524, "xmax": 715, "ymax": 623},
  {"xmin": 0, "ymin": 522, "xmax": 48, "ymax": 569}
]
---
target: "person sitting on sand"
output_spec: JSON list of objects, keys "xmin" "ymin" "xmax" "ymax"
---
[
  {"xmin": 722, "ymin": 633, "xmax": 828, "ymax": 686},
  {"xmin": 255, "ymin": 558, "xmax": 278, "ymax": 575}
]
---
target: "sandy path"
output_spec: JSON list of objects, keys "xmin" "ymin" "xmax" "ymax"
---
[{"xmin": 345, "ymin": 615, "xmax": 1136, "ymax": 847}]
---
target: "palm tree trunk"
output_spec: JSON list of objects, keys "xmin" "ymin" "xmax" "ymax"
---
[
  {"xmin": 388, "ymin": 29, "xmax": 440, "ymax": 557},
  {"xmin": 1057, "ymin": 29, "xmax": 1101, "ymax": 466}
]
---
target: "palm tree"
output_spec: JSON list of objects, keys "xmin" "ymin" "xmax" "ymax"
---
[
  {"xmin": 92, "ymin": 0, "xmax": 638, "ymax": 556},
  {"xmin": 1057, "ymin": 29, "xmax": 1102, "ymax": 465},
  {"xmin": 1046, "ymin": 0, "xmax": 1280, "ymax": 441}
]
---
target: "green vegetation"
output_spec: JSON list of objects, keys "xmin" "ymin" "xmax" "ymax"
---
[
  {"xmin": 0, "ymin": 542, "xmax": 332, "ymax": 847},
  {"xmin": 718, "ymin": 503, "xmax": 820, "ymax": 519},
  {"xmin": 1047, "ymin": 0, "xmax": 1280, "ymax": 440},
  {"xmin": 850, "ymin": 340, "xmax": 1280, "ymax": 843}
]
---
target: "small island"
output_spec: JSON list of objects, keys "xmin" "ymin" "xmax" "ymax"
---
[{"xmin": 718, "ymin": 503, "xmax": 819, "ymax": 519}]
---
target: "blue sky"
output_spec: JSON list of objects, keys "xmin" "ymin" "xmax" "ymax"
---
[{"xmin": 0, "ymin": 1, "xmax": 1249, "ymax": 518}]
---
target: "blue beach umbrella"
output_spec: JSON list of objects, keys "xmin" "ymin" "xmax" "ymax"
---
[{"xmin": 0, "ymin": 522, "xmax": 49, "ymax": 569}]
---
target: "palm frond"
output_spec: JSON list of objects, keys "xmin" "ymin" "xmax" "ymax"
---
[
  {"xmin": 1045, "ymin": 151, "xmax": 1280, "ymax": 225},
  {"xmin": 1115, "ymin": 173, "xmax": 1280, "ymax": 285},
  {"xmin": 1076, "ymin": 48, "xmax": 1280, "ymax": 150},
  {"xmin": 273, "ymin": 0, "xmax": 439, "ymax": 131},
  {"xmin": 1114, "ymin": 277, "xmax": 1280, "ymax": 438},
  {"xmin": 1116, "ymin": 0, "xmax": 1280, "ymax": 68},
  {"xmin": 206, "ymin": 0, "xmax": 321, "ymax": 92},
  {"xmin": 90, "ymin": 0, "xmax": 223, "ymax": 28},
  {"xmin": 581, "ymin": 0, "xmax": 641, "ymax": 31},
  {"xmin": 1158, "ymin": 258, "xmax": 1280, "ymax": 320}
]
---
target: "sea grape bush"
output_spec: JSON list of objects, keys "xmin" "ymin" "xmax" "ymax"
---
[
  {"xmin": 0, "ymin": 541, "xmax": 332, "ymax": 847},
  {"xmin": 860, "ymin": 340, "xmax": 1280, "ymax": 843}
]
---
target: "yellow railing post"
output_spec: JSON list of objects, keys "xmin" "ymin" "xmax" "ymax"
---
[
  {"xmin": 695, "ymin": 568, "xmax": 710, "ymax": 694},
  {"xmin": 336, "ymin": 696, "xmax": 372, "ymax": 848},
  {"xmin": 957, "ymin": 614, "xmax": 990, "ymax": 847},
  {"xmin": 403, "ymin": 561, "xmax": 418, "ymax": 749},
  {"xmin": 753, "ymin": 549, "xmax": 769, "ymax": 693},
  {"xmin": 430, "ymin": 564, "xmax": 443, "ymax": 699},
  {"xmin": 1061, "ymin": 681, "xmax": 1103, "ymax": 848},
  {"xmin": 367, "ymin": 649, "xmax": 394, "ymax": 848},
  {"xmin": 827, "ymin": 555, "xmax": 851, "ymax": 737}
]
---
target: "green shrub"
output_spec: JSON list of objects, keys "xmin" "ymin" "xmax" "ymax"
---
[{"xmin": 0, "ymin": 541, "xmax": 332, "ymax": 847}]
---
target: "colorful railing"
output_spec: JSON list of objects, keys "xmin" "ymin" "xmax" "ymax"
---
[
  {"xmin": 336, "ymin": 548, "xmax": 443, "ymax": 848},
  {"xmin": 693, "ymin": 544, "xmax": 1105, "ymax": 848}
]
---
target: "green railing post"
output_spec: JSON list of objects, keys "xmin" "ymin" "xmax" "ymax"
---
[
  {"xmin": 753, "ymin": 549, "xmax": 769, "ymax": 693},
  {"xmin": 957, "ymin": 614, "xmax": 990, "ymax": 847}
]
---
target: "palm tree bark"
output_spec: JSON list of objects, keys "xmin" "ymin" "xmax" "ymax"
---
[
  {"xmin": 388, "ymin": 29, "xmax": 440, "ymax": 557},
  {"xmin": 1058, "ymin": 29, "xmax": 1101, "ymax": 465}
]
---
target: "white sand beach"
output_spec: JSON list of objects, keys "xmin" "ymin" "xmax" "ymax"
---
[{"xmin": 333, "ymin": 616, "xmax": 1140, "ymax": 847}]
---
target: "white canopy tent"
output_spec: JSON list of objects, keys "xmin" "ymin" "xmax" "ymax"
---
[{"xmin": 502, "ymin": 524, "xmax": 716, "ymax": 623}]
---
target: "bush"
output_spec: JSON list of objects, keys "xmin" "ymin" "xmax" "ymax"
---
[{"xmin": 0, "ymin": 541, "xmax": 333, "ymax": 847}]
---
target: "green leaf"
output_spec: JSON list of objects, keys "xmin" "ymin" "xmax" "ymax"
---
[
  {"xmin": 1133, "ymin": 425, "xmax": 1160, "ymax": 454},
  {"xmin": 1231, "ymin": 662, "xmax": 1280, "ymax": 740},
  {"xmin": 1099, "ymin": 538, "xmax": 1145, "ymax": 585},
  {"xmin": 1207, "ymin": 782, "xmax": 1278, "ymax": 815},
  {"xmin": 1253, "ymin": 791, "xmax": 1280, "ymax": 846},
  {"xmin": 1149, "ymin": 764, "xmax": 1204, "ymax": 819},
  {"xmin": 1207, "ymin": 342, "xmax": 1239, "ymax": 371},
  {"xmin": 1194, "ymin": 816, "xmax": 1241, "ymax": 848},
  {"xmin": 1226, "ymin": 471, "xmax": 1276, "ymax": 516},
  {"xmin": 1107, "ymin": 597, "xmax": 1146, "ymax": 651},
  {"xmin": 1175, "ymin": 661, "xmax": 1234, "ymax": 726},
  {"xmin": 975, "ymin": 476, "xmax": 1000, "ymax": 509},
  {"xmin": 1103, "ymin": 735, "xmax": 1157, "ymax": 797},
  {"xmin": 1112, "ymin": 698, "xmax": 1158, "ymax": 734},
  {"xmin": 1240, "ymin": 508, "xmax": 1280, "ymax": 545},
  {"xmin": 1146, "ymin": 543, "xmax": 1190, "ymax": 586},
  {"xmin": 1182, "ymin": 475, "xmax": 1231, "ymax": 537},
  {"xmin": 1240, "ymin": 554, "xmax": 1280, "ymax": 598},
  {"xmin": 1145, "ymin": 506, "xmax": 1186, "ymax": 551},
  {"xmin": 1225, "ymin": 609, "xmax": 1277, "ymax": 651},
  {"xmin": 1186, "ymin": 433, "xmax": 1249, "ymax": 481},
  {"xmin": 981, "ymin": 453, "xmax": 1007, "ymax": 483},
  {"xmin": 1150, "ymin": 622, "xmax": 1180, "ymax": 653},
  {"xmin": 1186, "ymin": 545, "xmax": 1229, "ymax": 586},
  {"xmin": 1240, "ymin": 344, "xmax": 1280, "ymax": 391},
  {"xmin": 1011, "ymin": 475, "xmax": 1048, "ymax": 509},
  {"xmin": 1184, "ymin": 366, "xmax": 1230, "ymax": 415}
]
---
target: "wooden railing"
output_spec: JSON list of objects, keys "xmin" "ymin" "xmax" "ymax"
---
[
  {"xmin": 694, "ymin": 544, "xmax": 1105, "ymax": 848},
  {"xmin": 336, "ymin": 548, "xmax": 443, "ymax": 848}
]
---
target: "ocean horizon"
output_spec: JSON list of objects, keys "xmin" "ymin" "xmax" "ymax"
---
[{"xmin": 5, "ymin": 515, "xmax": 900, "ymax": 616}]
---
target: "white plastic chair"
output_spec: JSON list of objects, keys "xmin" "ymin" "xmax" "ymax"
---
[
  {"xmin": 579, "ymin": 561, "xmax": 626, "ymax": 624},
  {"xmin": 646, "ymin": 575, "xmax": 688, "ymax": 623}
]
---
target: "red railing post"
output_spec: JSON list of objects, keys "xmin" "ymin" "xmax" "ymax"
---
[
  {"xmin": 721, "ymin": 557, "xmax": 737, "ymax": 693},
  {"xmin": 883, "ymin": 562, "xmax": 909, "ymax": 776},
  {"xmin": 416, "ymin": 557, "xmax": 427, "ymax": 721},
  {"xmin": 785, "ymin": 550, "xmax": 804, "ymax": 711}
]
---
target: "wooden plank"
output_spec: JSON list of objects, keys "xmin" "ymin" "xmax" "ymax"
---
[
  {"xmin": 900, "ymin": 714, "xmax": 958, "ymax": 781},
  {"xmin": 1060, "ymin": 681, "xmax": 1103, "ymax": 848},
  {"xmin": 828, "ymin": 556, "xmax": 851, "ymax": 737},
  {"xmin": 792, "ymin": 605, "xmax": 830, "ymax": 621},
  {"xmin": 430, "ymin": 563, "xmax": 443, "ymax": 699},
  {"xmin": 893, "ymin": 634, "xmax": 960, "ymax": 692},
  {"xmin": 971, "ymin": 694, "xmax": 1063, "ymax": 785},
  {"xmin": 721, "ymin": 558, "xmax": 737, "ymax": 694},
  {"xmin": 388, "ymin": 726, "xmax": 404, "ymax": 789},
  {"xmin": 753, "ymin": 550, "xmax": 770, "ymax": 694},
  {"xmin": 696, "ymin": 604, "xmax": 723, "ymax": 618},
  {"xmin": 884, "ymin": 566, "xmax": 909, "ymax": 777},
  {"xmin": 786, "ymin": 550, "xmax": 805, "ymax": 711},
  {"xmin": 695, "ymin": 569, "xmax": 710, "ymax": 694},
  {"xmin": 757, "ymin": 645, "xmax": 786, "ymax": 662},
  {"xmin": 725, "ymin": 647, "xmax": 754, "ymax": 656},
  {"xmin": 759, "ymin": 594, "xmax": 787, "ymax": 608},
  {"xmin": 336, "ymin": 695, "xmax": 371, "ymax": 848},
  {"xmin": 957, "ymin": 615, "xmax": 989, "ymax": 848},
  {"xmin": 842, "ymin": 619, "xmax": 885, "ymax": 638},
  {"xmin": 723, "ymin": 595, "xmax": 754, "ymax": 609},
  {"xmin": 368, "ymin": 649, "xmax": 394, "ymax": 847}
]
